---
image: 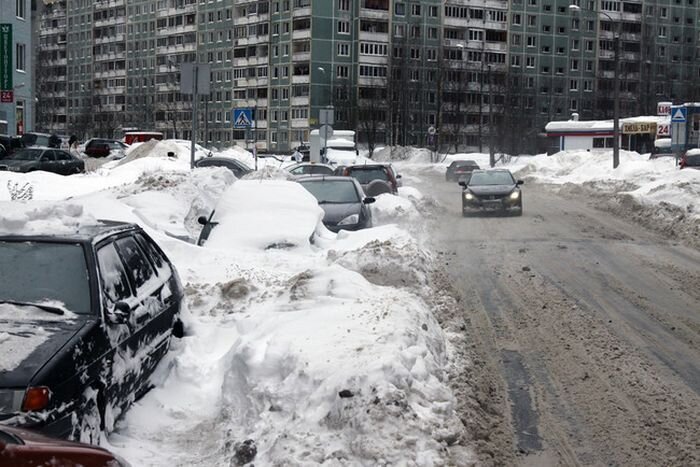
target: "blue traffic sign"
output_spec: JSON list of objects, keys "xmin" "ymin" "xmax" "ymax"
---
[
  {"xmin": 233, "ymin": 108, "xmax": 253, "ymax": 128},
  {"xmin": 670, "ymin": 107, "xmax": 687, "ymax": 123}
]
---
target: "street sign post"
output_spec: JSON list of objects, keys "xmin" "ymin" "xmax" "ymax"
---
[
  {"xmin": 179, "ymin": 63, "xmax": 211, "ymax": 168},
  {"xmin": 233, "ymin": 108, "xmax": 253, "ymax": 129},
  {"xmin": 320, "ymin": 107, "xmax": 334, "ymax": 161}
]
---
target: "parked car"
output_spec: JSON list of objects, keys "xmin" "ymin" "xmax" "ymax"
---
[
  {"xmin": 84, "ymin": 139, "xmax": 129, "ymax": 159},
  {"xmin": 341, "ymin": 163, "xmax": 401, "ymax": 196},
  {"xmin": 297, "ymin": 176, "xmax": 375, "ymax": 232},
  {"xmin": 0, "ymin": 424, "xmax": 131, "ymax": 466},
  {"xmin": 194, "ymin": 156, "xmax": 253, "ymax": 178},
  {"xmin": 197, "ymin": 180, "xmax": 324, "ymax": 249},
  {"xmin": 286, "ymin": 162, "xmax": 335, "ymax": 177},
  {"xmin": 0, "ymin": 148, "xmax": 85, "ymax": 175},
  {"xmin": 459, "ymin": 169, "xmax": 524, "ymax": 216},
  {"xmin": 0, "ymin": 135, "xmax": 24, "ymax": 158},
  {"xmin": 679, "ymin": 149, "xmax": 700, "ymax": 169},
  {"xmin": 446, "ymin": 160, "xmax": 480, "ymax": 182},
  {"xmin": 0, "ymin": 221, "xmax": 184, "ymax": 442},
  {"xmin": 20, "ymin": 133, "xmax": 55, "ymax": 148}
]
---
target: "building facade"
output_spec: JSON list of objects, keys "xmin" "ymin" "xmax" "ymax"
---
[
  {"xmin": 36, "ymin": 0, "xmax": 700, "ymax": 152},
  {"xmin": 0, "ymin": 0, "xmax": 34, "ymax": 137}
]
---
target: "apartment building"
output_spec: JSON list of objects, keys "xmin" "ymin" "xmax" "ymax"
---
[
  {"xmin": 36, "ymin": 0, "xmax": 700, "ymax": 151},
  {"xmin": 0, "ymin": 0, "xmax": 34, "ymax": 136}
]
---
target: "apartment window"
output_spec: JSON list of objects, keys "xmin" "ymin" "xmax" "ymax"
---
[
  {"xmin": 526, "ymin": 56, "xmax": 535, "ymax": 67},
  {"xmin": 394, "ymin": 24, "xmax": 405, "ymax": 37},
  {"xmin": 511, "ymin": 55, "xmax": 521, "ymax": 67},
  {"xmin": 658, "ymin": 26, "xmax": 666, "ymax": 37},
  {"xmin": 660, "ymin": 7, "xmax": 667, "ymax": 17},
  {"xmin": 338, "ymin": 20, "xmax": 350, "ymax": 34},
  {"xmin": 512, "ymin": 13, "xmax": 521, "ymax": 25},
  {"xmin": 527, "ymin": 15, "xmax": 536, "ymax": 26},
  {"xmin": 15, "ymin": 43, "xmax": 25, "ymax": 71},
  {"xmin": 570, "ymin": 80, "xmax": 578, "ymax": 91},
  {"xmin": 337, "ymin": 0, "xmax": 350, "ymax": 10},
  {"xmin": 337, "ymin": 43, "xmax": 350, "ymax": 56},
  {"xmin": 512, "ymin": 34, "xmax": 521, "ymax": 45},
  {"xmin": 527, "ymin": 36, "xmax": 536, "ymax": 47},
  {"xmin": 428, "ymin": 6, "xmax": 438, "ymax": 16},
  {"xmin": 583, "ymin": 80, "xmax": 592, "ymax": 91},
  {"xmin": 571, "ymin": 59, "xmax": 579, "ymax": 70},
  {"xmin": 395, "ymin": 2, "xmax": 405, "ymax": 15},
  {"xmin": 16, "ymin": 0, "xmax": 26, "ymax": 19},
  {"xmin": 336, "ymin": 65, "xmax": 349, "ymax": 78},
  {"xmin": 571, "ymin": 39, "xmax": 579, "ymax": 50},
  {"xmin": 570, "ymin": 99, "xmax": 578, "ymax": 111},
  {"xmin": 411, "ymin": 4, "xmax": 421, "ymax": 16}
]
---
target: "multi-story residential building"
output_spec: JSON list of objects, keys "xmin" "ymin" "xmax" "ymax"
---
[
  {"xmin": 0, "ymin": 0, "xmax": 34, "ymax": 137},
  {"xmin": 36, "ymin": 0, "xmax": 700, "ymax": 152}
]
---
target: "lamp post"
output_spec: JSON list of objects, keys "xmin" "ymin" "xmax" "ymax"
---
[
  {"xmin": 317, "ymin": 66, "xmax": 332, "ymax": 161},
  {"xmin": 569, "ymin": 4, "xmax": 620, "ymax": 168}
]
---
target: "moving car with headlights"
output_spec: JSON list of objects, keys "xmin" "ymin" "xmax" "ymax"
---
[
  {"xmin": 459, "ymin": 169, "xmax": 524, "ymax": 216},
  {"xmin": 0, "ymin": 148, "xmax": 85, "ymax": 175},
  {"xmin": 297, "ymin": 176, "xmax": 375, "ymax": 232},
  {"xmin": 0, "ymin": 222, "xmax": 184, "ymax": 443},
  {"xmin": 445, "ymin": 160, "xmax": 480, "ymax": 182},
  {"xmin": 0, "ymin": 424, "xmax": 131, "ymax": 466}
]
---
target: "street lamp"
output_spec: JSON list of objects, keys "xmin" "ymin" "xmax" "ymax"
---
[
  {"xmin": 569, "ymin": 4, "xmax": 620, "ymax": 168},
  {"xmin": 317, "ymin": 66, "xmax": 332, "ymax": 161}
]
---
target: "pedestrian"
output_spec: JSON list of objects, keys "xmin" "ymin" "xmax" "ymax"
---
[
  {"xmin": 292, "ymin": 148, "xmax": 303, "ymax": 162},
  {"xmin": 68, "ymin": 135, "xmax": 80, "ymax": 157}
]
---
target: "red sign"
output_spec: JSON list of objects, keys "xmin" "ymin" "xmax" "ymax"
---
[
  {"xmin": 657, "ymin": 102, "xmax": 671, "ymax": 116},
  {"xmin": 0, "ymin": 90, "xmax": 12, "ymax": 103}
]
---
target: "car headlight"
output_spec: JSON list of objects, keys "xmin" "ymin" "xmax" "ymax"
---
[
  {"xmin": 464, "ymin": 192, "xmax": 474, "ymax": 200},
  {"xmin": 510, "ymin": 190, "xmax": 520, "ymax": 200},
  {"xmin": 338, "ymin": 214, "xmax": 360, "ymax": 225}
]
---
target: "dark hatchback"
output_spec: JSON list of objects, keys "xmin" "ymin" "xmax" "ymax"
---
[
  {"xmin": 0, "ymin": 222, "xmax": 183, "ymax": 443},
  {"xmin": 297, "ymin": 176, "xmax": 375, "ymax": 232},
  {"xmin": 341, "ymin": 164, "xmax": 400, "ymax": 196},
  {"xmin": 446, "ymin": 160, "xmax": 480, "ymax": 182},
  {"xmin": 459, "ymin": 169, "xmax": 524, "ymax": 216},
  {"xmin": 0, "ymin": 148, "xmax": 85, "ymax": 175},
  {"xmin": 679, "ymin": 151, "xmax": 700, "ymax": 169}
]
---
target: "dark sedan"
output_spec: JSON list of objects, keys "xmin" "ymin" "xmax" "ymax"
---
[
  {"xmin": 194, "ymin": 156, "xmax": 253, "ymax": 178},
  {"xmin": 459, "ymin": 169, "xmax": 523, "ymax": 216},
  {"xmin": 446, "ymin": 160, "xmax": 480, "ymax": 182},
  {"xmin": 0, "ymin": 148, "xmax": 85, "ymax": 175},
  {"xmin": 0, "ymin": 222, "xmax": 184, "ymax": 443},
  {"xmin": 297, "ymin": 176, "xmax": 375, "ymax": 232}
]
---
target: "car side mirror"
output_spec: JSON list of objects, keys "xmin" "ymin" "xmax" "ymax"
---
[
  {"xmin": 197, "ymin": 215, "xmax": 209, "ymax": 225},
  {"xmin": 458, "ymin": 181, "xmax": 467, "ymax": 188},
  {"xmin": 516, "ymin": 180, "xmax": 524, "ymax": 185},
  {"xmin": 106, "ymin": 301, "xmax": 131, "ymax": 325},
  {"xmin": 363, "ymin": 197, "xmax": 376, "ymax": 204}
]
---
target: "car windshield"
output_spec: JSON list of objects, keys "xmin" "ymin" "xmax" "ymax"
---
[
  {"xmin": 685, "ymin": 155, "xmax": 700, "ymax": 166},
  {"xmin": 469, "ymin": 171, "xmax": 515, "ymax": 186},
  {"xmin": 451, "ymin": 161, "xmax": 477, "ymax": 168},
  {"xmin": 0, "ymin": 241, "xmax": 92, "ymax": 315},
  {"xmin": 7, "ymin": 149, "xmax": 43, "ymax": 161},
  {"xmin": 347, "ymin": 167, "xmax": 389, "ymax": 184},
  {"xmin": 300, "ymin": 180, "xmax": 360, "ymax": 203}
]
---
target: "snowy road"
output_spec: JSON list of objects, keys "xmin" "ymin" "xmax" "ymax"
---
[{"xmin": 414, "ymin": 172, "xmax": 700, "ymax": 466}]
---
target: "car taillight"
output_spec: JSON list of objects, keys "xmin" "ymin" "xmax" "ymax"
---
[{"xmin": 22, "ymin": 386, "xmax": 51, "ymax": 411}]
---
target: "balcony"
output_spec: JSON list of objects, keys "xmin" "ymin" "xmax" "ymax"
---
[
  {"xmin": 291, "ymin": 75, "xmax": 310, "ymax": 84},
  {"xmin": 293, "ymin": 7, "xmax": 311, "ymax": 17},
  {"xmin": 156, "ymin": 24, "xmax": 197, "ymax": 36},
  {"xmin": 94, "ymin": 69, "xmax": 126, "ymax": 79},
  {"xmin": 358, "ymin": 31, "xmax": 389, "ymax": 43},
  {"xmin": 359, "ymin": 8, "xmax": 389, "ymax": 20},
  {"xmin": 291, "ymin": 29, "xmax": 311, "ymax": 40},
  {"xmin": 291, "ymin": 97, "xmax": 309, "ymax": 106},
  {"xmin": 94, "ymin": 17, "xmax": 126, "ymax": 28},
  {"xmin": 156, "ymin": 5, "xmax": 196, "ymax": 17},
  {"xmin": 156, "ymin": 43, "xmax": 196, "ymax": 55},
  {"xmin": 291, "ymin": 119, "xmax": 308, "ymax": 128},
  {"xmin": 95, "ymin": 34, "xmax": 125, "ymax": 45}
]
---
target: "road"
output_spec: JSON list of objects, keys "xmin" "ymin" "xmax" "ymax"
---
[{"xmin": 413, "ymin": 172, "xmax": 700, "ymax": 466}]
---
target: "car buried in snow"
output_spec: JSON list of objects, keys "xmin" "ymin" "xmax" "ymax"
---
[
  {"xmin": 0, "ymin": 221, "xmax": 184, "ymax": 443},
  {"xmin": 0, "ymin": 148, "xmax": 85, "ymax": 175},
  {"xmin": 459, "ymin": 169, "xmax": 524, "ymax": 216}
]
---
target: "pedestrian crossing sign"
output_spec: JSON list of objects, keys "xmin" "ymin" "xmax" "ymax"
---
[
  {"xmin": 670, "ymin": 107, "xmax": 687, "ymax": 123},
  {"xmin": 233, "ymin": 108, "xmax": 253, "ymax": 128}
]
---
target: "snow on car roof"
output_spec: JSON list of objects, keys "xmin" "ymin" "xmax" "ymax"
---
[{"xmin": 206, "ymin": 180, "xmax": 325, "ymax": 251}]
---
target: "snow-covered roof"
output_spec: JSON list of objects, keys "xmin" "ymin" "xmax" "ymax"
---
[{"xmin": 545, "ymin": 115, "xmax": 670, "ymax": 133}]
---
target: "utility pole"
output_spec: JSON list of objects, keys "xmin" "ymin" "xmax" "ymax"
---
[
  {"xmin": 190, "ymin": 64, "xmax": 198, "ymax": 170},
  {"xmin": 488, "ymin": 65, "xmax": 495, "ymax": 168},
  {"xmin": 612, "ymin": 33, "xmax": 620, "ymax": 168}
]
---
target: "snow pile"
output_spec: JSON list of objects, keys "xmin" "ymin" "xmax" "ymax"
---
[
  {"xmin": 0, "ymin": 202, "xmax": 97, "ymax": 234},
  {"xmin": 371, "ymin": 192, "xmax": 422, "ymax": 226},
  {"xmin": 515, "ymin": 150, "xmax": 700, "ymax": 219}
]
